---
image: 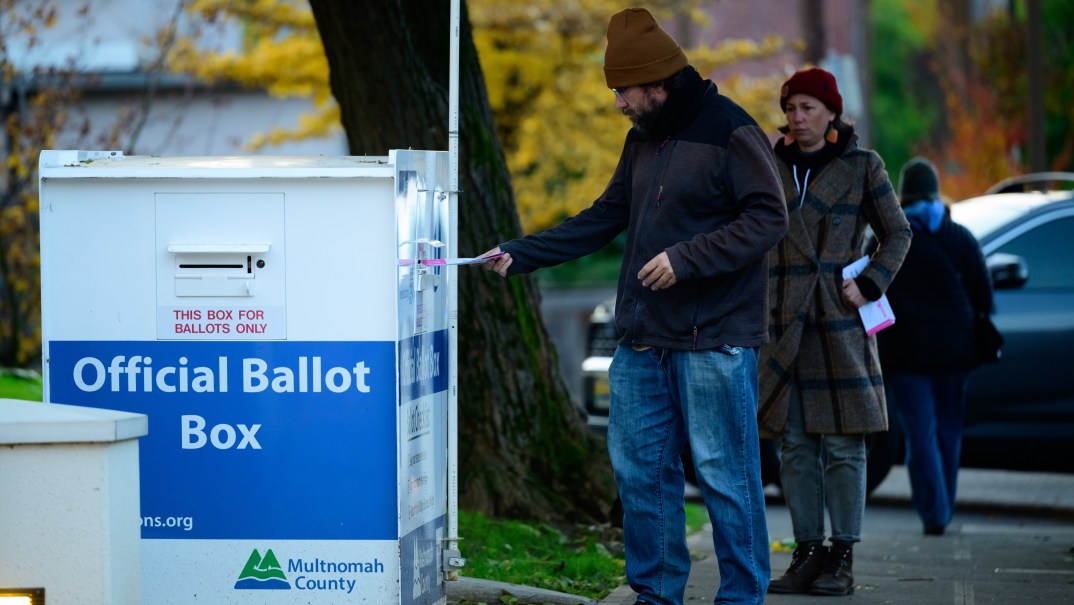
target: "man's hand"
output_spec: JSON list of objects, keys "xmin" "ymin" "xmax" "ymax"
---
[
  {"xmin": 480, "ymin": 246, "xmax": 512, "ymax": 277},
  {"xmin": 638, "ymin": 251, "xmax": 677, "ymax": 291},
  {"xmin": 842, "ymin": 278, "xmax": 867, "ymax": 308}
]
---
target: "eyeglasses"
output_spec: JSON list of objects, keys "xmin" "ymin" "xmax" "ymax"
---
[{"xmin": 612, "ymin": 86, "xmax": 633, "ymax": 101}]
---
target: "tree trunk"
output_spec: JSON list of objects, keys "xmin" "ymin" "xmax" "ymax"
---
[
  {"xmin": 307, "ymin": 0, "xmax": 616, "ymax": 523},
  {"xmin": 800, "ymin": 0, "xmax": 826, "ymax": 65}
]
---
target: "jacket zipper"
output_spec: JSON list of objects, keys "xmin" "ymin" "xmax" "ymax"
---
[
  {"xmin": 655, "ymin": 138, "xmax": 669, "ymax": 209},
  {"xmin": 691, "ymin": 297, "xmax": 704, "ymax": 351},
  {"xmin": 631, "ymin": 137, "xmax": 672, "ymax": 344}
]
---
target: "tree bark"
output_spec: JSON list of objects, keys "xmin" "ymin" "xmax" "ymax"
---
[
  {"xmin": 307, "ymin": 0, "xmax": 616, "ymax": 523},
  {"xmin": 801, "ymin": 0, "xmax": 826, "ymax": 65}
]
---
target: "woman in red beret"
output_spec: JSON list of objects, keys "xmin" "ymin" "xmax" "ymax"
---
[{"xmin": 757, "ymin": 67, "xmax": 911, "ymax": 596}]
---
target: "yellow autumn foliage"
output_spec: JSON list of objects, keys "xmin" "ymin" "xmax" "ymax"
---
[
  {"xmin": 471, "ymin": 0, "xmax": 789, "ymax": 232},
  {"xmin": 169, "ymin": 0, "xmax": 788, "ymax": 233},
  {"xmin": 0, "ymin": 2, "xmax": 70, "ymax": 366},
  {"xmin": 168, "ymin": 0, "xmax": 339, "ymax": 148}
]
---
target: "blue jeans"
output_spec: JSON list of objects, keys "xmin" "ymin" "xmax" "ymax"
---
[
  {"xmin": 608, "ymin": 345, "xmax": 769, "ymax": 605},
  {"xmin": 886, "ymin": 371, "xmax": 970, "ymax": 529},
  {"xmin": 779, "ymin": 382, "xmax": 866, "ymax": 544}
]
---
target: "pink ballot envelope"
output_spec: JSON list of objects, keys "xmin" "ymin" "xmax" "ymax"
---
[
  {"xmin": 859, "ymin": 298, "xmax": 896, "ymax": 335},
  {"xmin": 843, "ymin": 256, "xmax": 896, "ymax": 335},
  {"xmin": 400, "ymin": 252, "xmax": 505, "ymax": 266}
]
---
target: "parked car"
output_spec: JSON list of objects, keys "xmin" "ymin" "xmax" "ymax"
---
[
  {"xmin": 941, "ymin": 174, "xmax": 1074, "ymax": 472},
  {"xmin": 578, "ymin": 173, "xmax": 1074, "ymax": 493}
]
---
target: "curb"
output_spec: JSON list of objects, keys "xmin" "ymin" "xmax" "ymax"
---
[{"xmin": 447, "ymin": 576, "xmax": 596, "ymax": 605}]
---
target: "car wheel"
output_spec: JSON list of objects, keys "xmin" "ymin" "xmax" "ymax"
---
[
  {"xmin": 760, "ymin": 438, "xmax": 781, "ymax": 487},
  {"xmin": 863, "ymin": 429, "xmax": 897, "ymax": 492},
  {"xmin": 865, "ymin": 427, "xmax": 901, "ymax": 494}
]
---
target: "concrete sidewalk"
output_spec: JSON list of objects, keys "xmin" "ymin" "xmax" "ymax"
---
[
  {"xmin": 448, "ymin": 466, "xmax": 1074, "ymax": 605},
  {"xmin": 598, "ymin": 466, "xmax": 1074, "ymax": 605}
]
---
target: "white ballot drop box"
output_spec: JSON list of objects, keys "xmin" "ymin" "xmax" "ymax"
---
[{"xmin": 38, "ymin": 150, "xmax": 457, "ymax": 604}]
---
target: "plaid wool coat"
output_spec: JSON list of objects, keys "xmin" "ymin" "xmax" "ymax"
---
[{"xmin": 757, "ymin": 133, "xmax": 911, "ymax": 437}]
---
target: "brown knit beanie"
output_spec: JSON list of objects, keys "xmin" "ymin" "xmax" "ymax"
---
[{"xmin": 604, "ymin": 8, "xmax": 688, "ymax": 88}]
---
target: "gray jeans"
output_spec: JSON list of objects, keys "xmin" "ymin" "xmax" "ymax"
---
[{"xmin": 778, "ymin": 382, "xmax": 866, "ymax": 543}]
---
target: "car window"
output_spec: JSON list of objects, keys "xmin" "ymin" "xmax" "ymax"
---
[{"xmin": 994, "ymin": 215, "xmax": 1074, "ymax": 290}]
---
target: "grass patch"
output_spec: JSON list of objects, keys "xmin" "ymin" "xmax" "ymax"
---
[
  {"xmin": 685, "ymin": 502, "xmax": 709, "ymax": 533},
  {"xmin": 0, "ymin": 369, "xmax": 43, "ymax": 401},
  {"xmin": 457, "ymin": 502, "xmax": 709, "ymax": 600},
  {"xmin": 458, "ymin": 510, "xmax": 625, "ymax": 599}
]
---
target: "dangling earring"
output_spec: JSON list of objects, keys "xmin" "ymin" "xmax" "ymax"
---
[{"xmin": 825, "ymin": 123, "xmax": 838, "ymax": 144}]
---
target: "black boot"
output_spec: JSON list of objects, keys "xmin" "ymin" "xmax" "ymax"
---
[
  {"xmin": 768, "ymin": 540, "xmax": 828, "ymax": 594},
  {"xmin": 810, "ymin": 540, "xmax": 854, "ymax": 596}
]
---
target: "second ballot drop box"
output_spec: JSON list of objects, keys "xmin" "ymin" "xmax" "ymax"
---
[{"xmin": 38, "ymin": 150, "xmax": 456, "ymax": 604}]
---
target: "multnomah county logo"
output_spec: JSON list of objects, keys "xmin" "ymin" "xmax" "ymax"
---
[{"xmin": 235, "ymin": 548, "xmax": 291, "ymax": 590}]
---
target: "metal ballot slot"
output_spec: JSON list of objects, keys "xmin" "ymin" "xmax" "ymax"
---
[
  {"xmin": 169, "ymin": 243, "xmax": 270, "ymax": 297},
  {"xmin": 154, "ymin": 192, "xmax": 287, "ymax": 340},
  {"xmin": 413, "ymin": 239, "xmax": 443, "ymax": 292}
]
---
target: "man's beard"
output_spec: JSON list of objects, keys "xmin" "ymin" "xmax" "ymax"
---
[{"xmin": 625, "ymin": 96, "xmax": 664, "ymax": 136}]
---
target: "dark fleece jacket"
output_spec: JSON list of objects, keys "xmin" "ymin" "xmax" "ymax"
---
[{"xmin": 501, "ymin": 68, "xmax": 787, "ymax": 350}]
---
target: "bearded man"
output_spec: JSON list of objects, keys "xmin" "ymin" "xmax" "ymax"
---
[{"xmin": 482, "ymin": 8, "xmax": 787, "ymax": 605}]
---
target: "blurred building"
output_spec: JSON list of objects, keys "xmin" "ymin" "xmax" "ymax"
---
[
  {"xmin": 666, "ymin": 0, "xmax": 872, "ymax": 144},
  {"xmin": 3, "ymin": 0, "xmax": 346, "ymax": 157}
]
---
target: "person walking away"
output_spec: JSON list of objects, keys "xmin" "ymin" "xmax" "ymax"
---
[
  {"xmin": 482, "ymin": 8, "xmax": 787, "ymax": 604},
  {"xmin": 873, "ymin": 157, "xmax": 993, "ymax": 536},
  {"xmin": 757, "ymin": 67, "xmax": 911, "ymax": 596}
]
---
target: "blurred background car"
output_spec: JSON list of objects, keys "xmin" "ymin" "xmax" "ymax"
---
[
  {"xmin": 577, "ymin": 173, "xmax": 1074, "ymax": 495},
  {"xmin": 940, "ymin": 173, "xmax": 1074, "ymax": 472}
]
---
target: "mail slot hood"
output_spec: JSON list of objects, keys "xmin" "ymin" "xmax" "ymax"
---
[{"xmin": 168, "ymin": 243, "xmax": 271, "ymax": 297}]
